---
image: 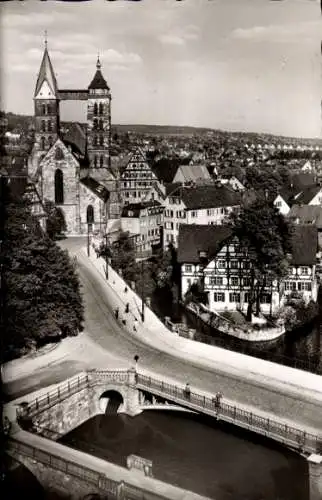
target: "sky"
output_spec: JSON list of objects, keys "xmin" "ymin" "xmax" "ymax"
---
[{"xmin": 0, "ymin": 0, "xmax": 321, "ymax": 138}]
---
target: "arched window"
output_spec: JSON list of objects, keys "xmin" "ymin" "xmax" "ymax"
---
[
  {"xmin": 47, "ymin": 121, "xmax": 52, "ymax": 132},
  {"xmin": 48, "ymin": 136, "xmax": 53, "ymax": 149},
  {"xmin": 100, "ymin": 155, "xmax": 104, "ymax": 168},
  {"xmin": 42, "ymin": 104, "xmax": 46, "ymax": 115},
  {"xmin": 94, "ymin": 155, "xmax": 97, "ymax": 168},
  {"xmin": 41, "ymin": 120, "xmax": 46, "ymax": 132},
  {"xmin": 86, "ymin": 205, "xmax": 94, "ymax": 224},
  {"xmin": 99, "ymin": 119, "xmax": 104, "ymax": 130},
  {"xmin": 40, "ymin": 136, "xmax": 46, "ymax": 150},
  {"xmin": 93, "ymin": 102, "xmax": 98, "ymax": 116},
  {"xmin": 99, "ymin": 103, "xmax": 103, "ymax": 115},
  {"xmin": 100, "ymin": 135, "xmax": 104, "ymax": 146},
  {"xmin": 55, "ymin": 169, "xmax": 64, "ymax": 204}
]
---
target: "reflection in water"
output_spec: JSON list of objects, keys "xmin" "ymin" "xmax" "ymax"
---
[
  {"xmin": 60, "ymin": 411, "xmax": 309, "ymax": 500},
  {"xmin": 152, "ymin": 288, "xmax": 322, "ymax": 373}
]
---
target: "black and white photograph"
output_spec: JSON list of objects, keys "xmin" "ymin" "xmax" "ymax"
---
[{"xmin": 0, "ymin": 0, "xmax": 321, "ymax": 499}]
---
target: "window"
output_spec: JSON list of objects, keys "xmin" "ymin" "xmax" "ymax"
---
[
  {"xmin": 100, "ymin": 156, "xmax": 104, "ymax": 168},
  {"xmin": 94, "ymin": 156, "xmax": 97, "ymax": 168},
  {"xmin": 42, "ymin": 104, "xmax": 46, "ymax": 115},
  {"xmin": 185, "ymin": 265, "xmax": 192, "ymax": 272},
  {"xmin": 99, "ymin": 103, "xmax": 104, "ymax": 115},
  {"xmin": 207, "ymin": 209, "xmax": 214, "ymax": 216},
  {"xmin": 99, "ymin": 119, "xmax": 104, "ymax": 130},
  {"xmin": 48, "ymin": 137, "xmax": 53, "ymax": 149},
  {"xmin": 41, "ymin": 120, "xmax": 46, "ymax": 132},
  {"xmin": 47, "ymin": 121, "xmax": 52, "ymax": 132},
  {"xmin": 40, "ymin": 136, "xmax": 46, "ymax": 150},
  {"xmin": 229, "ymin": 293, "xmax": 240, "ymax": 303},
  {"xmin": 298, "ymin": 282, "xmax": 312, "ymax": 291},
  {"xmin": 214, "ymin": 292, "xmax": 225, "ymax": 302},
  {"xmin": 230, "ymin": 260, "xmax": 238, "ymax": 269},
  {"xmin": 210, "ymin": 277, "xmax": 223, "ymax": 286},
  {"xmin": 243, "ymin": 277, "xmax": 251, "ymax": 287},
  {"xmin": 191, "ymin": 211, "xmax": 197, "ymax": 218},
  {"xmin": 54, "ymin": 169, "xmax": 64, "ymax": 204},
  {"xmin": 217, "ymin": 259, "xmax": 226, "ymax": 269},
  {"xmin": 275, "ymin": 201, "xmax": 282, "ymax": 207},
  {"xmin": 230, "ymin": 277, "xmax": 239, "ymax": 287},
  {"xmin": 93, "ymin": 103, "xmax": 98, "ymax": 115},
  {"xmin": 285, "ymin": 281, "xmax": 297, "ymax": 291},
  {"xmin": 300, "ymin": 267, "xmax": 309, "ymax": 275},
  {"xmin": 260, "ymin": 294, "xmax": 271, "ymax": 304},
  {"xmin": 100, "ymin": 135, "xmax": 104, "ymax": 146},
  {"xmin": 86, "ymin": 205, "xmax": 94, "ymax": 224},
  {"xmin": 55, "ymin": 147, "xmax": 64, "ymax": 160},
  {"xmin": 93, "ymin": 119, "xmax": 98, "ymax": 130}
]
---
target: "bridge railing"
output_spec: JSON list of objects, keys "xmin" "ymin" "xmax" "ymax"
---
[
  {"xmin": 7, "ymin": 437, "xmax": 119, "ymax": 498},
  {"xmin": 87, "ymin": 369, "xmax": 131, "ymax": 385},
  {"xmin": 136, "ymin": 373, "xmax": 322, "ymax": 454},
  {"xmin": 16, "ymin": 373, "xmax": 90, "ymax": 420},
  {"xmin": 8, "ymin": 436, "xmax": 176, "ymax": 500}
]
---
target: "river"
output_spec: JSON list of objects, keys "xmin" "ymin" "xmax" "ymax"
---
[{"xmin": 58, "ymin": 410, "xmax": 308, "ymax": 500}]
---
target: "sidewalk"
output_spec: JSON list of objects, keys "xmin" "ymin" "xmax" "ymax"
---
[{"xmin": 84, "ymin": 249, "xmax": 322, "ymax": 406}]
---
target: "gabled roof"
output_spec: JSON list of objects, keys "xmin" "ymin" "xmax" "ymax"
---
[
  {"xmin": 173, "ymin": 164, "xmax": 211, "ymax": 183},
  {"xmin": 121, "ymin": 200, "xmax": 162, "ymax": 217},
  {"xmin": 293, "ymin": 185, "xmax": 321, "ymax": 205},
  {"xmin": 80, "ymin": 177, "xmax": 110, "ymax": 202},
  {"xmin": 290, "ymin": 225, "xmax": 317, "ymax": 266},
  {"xmin": 169, "ymin": 184, "xmax": 242, "ymax": 210},
  {"xmin": 288, "ymin": 205, "xmax": 322, "ymax": 230},
  {"xmin": 152, "ymin": 160, "xmax": 180, "ymax": 183},
  {"xmin": 34, "ymin": 47, "xmax": 58, "ymax": 97},
  {"xmin": 177, "ymin": 225, "xmax": 233, "ymax": 263},
  {"xmin": 88, "ymin": 57, "xmax": 110, "ymax": 90}
]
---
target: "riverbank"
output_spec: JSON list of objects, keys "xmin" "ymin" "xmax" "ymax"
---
[{"xmin": 184, "ymin": 301, "xmax": 286, "ymax": 342}]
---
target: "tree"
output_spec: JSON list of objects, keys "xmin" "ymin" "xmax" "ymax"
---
[
  {"xmin": 2, "ymin": 183, "xmax": 84, "ymax": 361},
  {"xmin": 44, "ymin": 200, "xmax": 67, "ymax": 240},
  {"xmin": 228, "ymin": 198, "xmax": 293, "ymax": 321}
]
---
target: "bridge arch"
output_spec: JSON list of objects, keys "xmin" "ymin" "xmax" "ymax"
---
[{"xmin": 99, "ymin": 390, "xmax": 124, "ymax": 414}]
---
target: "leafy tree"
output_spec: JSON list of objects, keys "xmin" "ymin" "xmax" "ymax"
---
[
  {"xmin": 228, "ymin": 198, "xmax": 293, "ymax": 321},
  {"xmin": 2, "ymin": 182, "xmax": 83, "ymax": 361},
  {"xmin": 44, "ymin": 200, "xmax": 67, "ymax": 240}
]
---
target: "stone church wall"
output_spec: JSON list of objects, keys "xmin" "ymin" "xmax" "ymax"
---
[{"xmin": 79, "ymin": 183, "xmax": 106, "ymax": 235}]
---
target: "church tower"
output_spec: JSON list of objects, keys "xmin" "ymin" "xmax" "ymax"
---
[
  {"xmin": 34, "ymin": 41, "xmax": 60, "ymax": 154},
  {"xmin": 87, "ymin": 56, "xmax": 111, "ymax": 170}
]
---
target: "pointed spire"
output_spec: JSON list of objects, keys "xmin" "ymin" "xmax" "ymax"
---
[
  {"xmin": 96, "ymin": 53, "xmax": 101, "ymax": 70},
  {"xmin": 34, "ymin": 43, "xmax": 58, "ymax": 98}
]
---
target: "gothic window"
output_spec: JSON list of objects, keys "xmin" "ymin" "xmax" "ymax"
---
[
  {"xmin": 47, "ymin": 121, "xmax": 52, "ymax": 132},
  {"xmin": 42, "ymin": 104, "xmax": 46, "ymax": 115},
  {"xmin": 99, "ymin": 103, "xmax": 103, "ymax": 115},
  {"xmin": 100, "ymin": 155, "xmax": 104, "ymax": 168},
  {"xmin": 99, "ymin": 119, "xmax": 104, "ymax": 130},
  {"xmin": 87, "ymin": 205, "xmax": 94, "ymax": 224},
  {"xmin": 94, "ymin": 155, "xmax": 97, "ymax": 168},
  {"xmin": 40, "ymin": 136, "xmax": 46, "ymax": 150},
  {"xmin": 54, "ymin": 169, "xmax": 64, "ymax": 204},
  {"xmin": 100, "ymin": 135, "xmax": 104, "ymax": 146},
  {"xmin": 93, "ymin": 102, "xmax": 98, "ymax": 116},
  {"xmin": 48, "ymin": 137, "xmax": 53, "ymax": 149},
  {"xmin": 41, "ymin": 120, "xmax": 46, "ymax": 132},
  {"xmin": 93, "ymin": 119, "xmax": 98, "ymax": 130},
  {"xmin": 55, "ymin": 147, "xmax": 64, "ymax": 160}
]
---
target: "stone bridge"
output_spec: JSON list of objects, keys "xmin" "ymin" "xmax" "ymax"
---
[{"xmin": 6, "ymin": 368, "xmax": 322, "ymax": 500}]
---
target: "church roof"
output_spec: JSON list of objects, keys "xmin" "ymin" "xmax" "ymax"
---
[
  {"xmin": 34, "ymin": 47, "xmax": 58, "ymax": 97},
  {"xmin": 88, "ymin": 57, "xmax": 110, "ymax": 90},
  {"xmin": 81, "ymin": 177, "xmax": 110, "ymax": 202}
]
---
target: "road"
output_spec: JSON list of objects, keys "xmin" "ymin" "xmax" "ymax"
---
[{"xmin": 4, "ymin": 237, "xmax": 322, "ymax": 433}]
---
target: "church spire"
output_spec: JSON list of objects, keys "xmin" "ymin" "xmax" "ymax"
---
[
  {"xmin": 34, "ymin": 39, "xmax": 58, "ymax": 98},
  {"xmin": 96, "ymin": 54, "xmax": 101, "ymax": 70}
]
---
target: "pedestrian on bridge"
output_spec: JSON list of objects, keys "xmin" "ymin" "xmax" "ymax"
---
[
  {"xmin": 214, "ymin": 392, "xmax": 223, "ymax": 410},
  {"xmin": 184, "ymin": 383, "xmax": 191, "ymax": 400}
]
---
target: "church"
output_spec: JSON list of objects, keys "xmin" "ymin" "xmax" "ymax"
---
[{"xmin": 28, "ymin": 41, "xmax": 121, "ymax": 235}]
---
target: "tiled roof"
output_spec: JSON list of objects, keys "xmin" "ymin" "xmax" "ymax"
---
[
  {"xmin": 152, "ymin": 161, "xmax": 180, "ymax": 183},
  {"xmin": 80, "ymin": 177, "xmax": 110, "ymax": 202},
  {"xmin": 174, "ymin": 164, "xmax": 211, "ymax": 182},
  {"xmin": 290, "ymin": 225, "xmax": 317, "ymax": 266},
  {"xmin": 62, "ymin": 123, "xmax": 86, "ymax": 156},
  {"xmin": 121, "ymin": 201, "xmax": 162, "ymax": 217},
  {"xmin": 293, "ymin": 185, "xmax": 321, "ymax": 205},
  {"xmin": 288, "ymin": 205, "xmax": 322, "ymax": 230},
  {"xmin": 179, "ymin": 185, "xmax": 241, "ymax": 210},
  {"xmin": 177, "ymin": 225, "xmax": 233, "ymax": 263}
]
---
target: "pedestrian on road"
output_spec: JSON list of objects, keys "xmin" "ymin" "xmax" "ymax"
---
[
  {"xmin": 114, "ymin": 307, "xmax": 119, "ymax": 319},
  {"xmin": 124, "ymin": 286, "xmax": 128, "ymax": 293},
  {"xmin": 125, "ymin": 303, "xmax": 129, "ymax": 313}
]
